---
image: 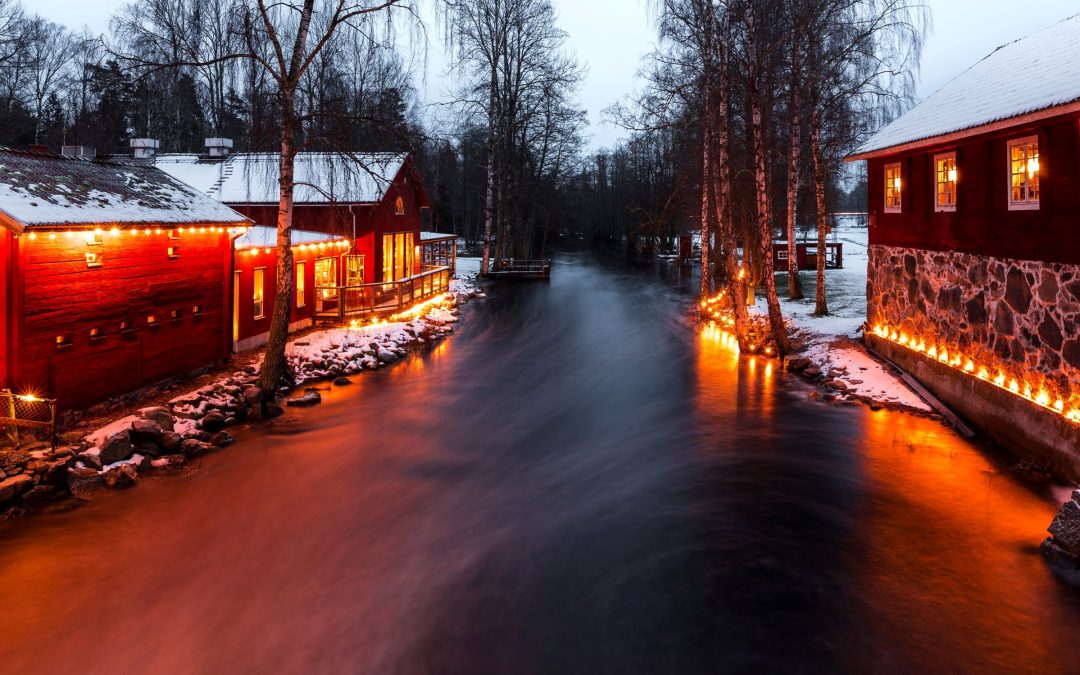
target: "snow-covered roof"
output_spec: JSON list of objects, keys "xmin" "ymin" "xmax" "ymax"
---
[
  {"xmin": 0, "ymin": 148, "xmax": 250, "ymax": 230},
  {"xmin": 420, "ymin": 231, "xmax": 458, "ymax": 242},
  {"xmin": 852, "ymin": 14, "xmax": 1080, "ymax": 159},
  {"xmin": 154, "ymin": 152, "xmax": 408, "ymax": 205},
  {"xmin": 234, "ymin": 225, "xmax": 344, "ymax": 250}
]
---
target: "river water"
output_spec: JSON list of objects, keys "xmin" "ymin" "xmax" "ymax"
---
[{"xmin": 2, "ymin": 251, "xmax": 1080, "ymax": 674}]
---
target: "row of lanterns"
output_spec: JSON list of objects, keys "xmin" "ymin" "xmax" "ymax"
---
[{"xmin": 871, "ymin": 324, "xmax": 1080, "ymax": 424}]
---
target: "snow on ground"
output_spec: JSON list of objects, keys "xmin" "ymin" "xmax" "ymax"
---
[
  {"xmin": 754, "ymin": 217, "xmax": 930, "ymax": 412},
  {"xmin": 456, "ymin": 256, "xmax": 482, "ymax": 278}
]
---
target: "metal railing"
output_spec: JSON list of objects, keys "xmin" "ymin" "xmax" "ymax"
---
[
  {"xmin": 483, "ymin": 259, "xmax": 552, "ymax": 278},
  {"xmin": 1, "ymin": 390, "xmax": 57, "ymax": 448},
  {"xmin": 314, "ymin": 265, "xmax": 452, "ymax": 321}
]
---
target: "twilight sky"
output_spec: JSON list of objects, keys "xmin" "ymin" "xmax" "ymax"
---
[{"xmin": 31, "ymin": 0, "xmax": 1078, "ymax": 151}]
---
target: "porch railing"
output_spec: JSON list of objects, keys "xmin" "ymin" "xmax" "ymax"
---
[{"xmin": 314, "ymin": 265, "xmax": 452, "ymax": 321}]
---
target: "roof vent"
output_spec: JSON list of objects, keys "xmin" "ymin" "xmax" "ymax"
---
[
  {"xmin": 205, "ymin": 138, "xmax": 233, "ymax": 158},
  {"xmin": 130, "ymin": 138, "xmax": 160, "ymax": 159},
  {"xmin": 61, "ymin": 145, "xmax": 96, "ymax": 159}
]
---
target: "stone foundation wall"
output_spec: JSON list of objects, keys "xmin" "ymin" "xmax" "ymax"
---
[{"xmin": 867, "ymin": 245, "xmax": 1080, "ymax": 408}]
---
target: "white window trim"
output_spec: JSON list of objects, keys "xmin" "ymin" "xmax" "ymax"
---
[
  {"xmin": 296, "ymin": 260, "xmax": 307, "ymax": 308},
  {"xmin": 253, "ymin": 267, "xmax": 266, "ymax": 320},
  {"xmin": 1007, "ymin": 135, "xmax": 1040, "ymax": 211},
  {"xmin": 884, "ymin": 162, "xmax": 902, "ymax": 213},
  {"xmin": 933, "ymin": 151, "xmax": 957, "ymax": 213},
  {"xmin": 777, "ymin": 250, "xmax": 789, "ymax": 260}
]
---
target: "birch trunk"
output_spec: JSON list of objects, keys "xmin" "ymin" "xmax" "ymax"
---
[
  {"xmin": 481, "ymin": 77, "xmax": 497, "ymax": 275},
  {"xmin": 746, "ymin": 2, "xmax": 791, "ymax": 354},
  {"xmin": 811, "ymin": 98, "xmax": 829, "ymax": 316},
  {"xmin": 711, "ymin": 8, "xmax": 750, "ymax": 346},
  {"xmin": 785, "ymin": 49, "xmax": 804, "ymax": 300},
  {"xmin": 258, "ymin": 94, "xmax": 297, "ymax": 393},
  {"xmin": 700, "ymin": 115, "xmax": 713, "ymax": 300}
]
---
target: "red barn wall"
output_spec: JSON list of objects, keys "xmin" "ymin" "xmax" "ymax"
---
[
  {"xmin": 9, "ymin": 227, "xmax": 232, "ymax": 411},
  {"xmin": 867, "ymin": 112, "xmax": 1080, "ymax": 264},
  {"xmin": 0, "ymin": 227, "xmax": 10, "ymax": 391},
  {"xmin": 226, "ymin": 163, "xmax": 426, "ymax": 285},
  {"xmin": 232, "ymin": 243, "xmax": 339, "ymax": 350}
]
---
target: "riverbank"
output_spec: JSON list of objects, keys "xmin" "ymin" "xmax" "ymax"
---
[{"xmin": 0, "ymin": 278, "xmax": 484, "ymax": 518}]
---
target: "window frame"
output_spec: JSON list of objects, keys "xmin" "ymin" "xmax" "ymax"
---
[
  {"xmin": 296, "ymin": 260, "xmax": 307, "ymax": 308},
  {"xmin": 1007, "ymin": 135, "xmax": 1040, "ymax": 211},
  {"xmin": 253, "ymin": 267, "xmax": 266, "ymax": 320},
  {"xmin": 933, "ymin": 151, "xmax": 958, "ymax": 213},
  {"xmin": 884, "ymin": 162, "xmax": 902, "ymax": 213}
]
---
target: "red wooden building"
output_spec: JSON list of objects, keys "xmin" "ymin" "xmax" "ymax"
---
[
  {"xmin": 0, "ymin": 148, "xmax": 249, "ymax": 411},
  {"xmin": 155, "ymin": 151, "xmax": 429, "ymax": 288},
  {"xmin": 231, "ymin": 225, "xmax": 348, "ymax": 351},
  {"xmin": 849, "ymin": 14, "xmax": 1080, "ymax": 474}
]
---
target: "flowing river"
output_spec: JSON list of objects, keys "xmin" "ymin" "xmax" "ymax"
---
[{"xmin": 2, "ymin": 251, "xmax": 1080, "ymax": 674}]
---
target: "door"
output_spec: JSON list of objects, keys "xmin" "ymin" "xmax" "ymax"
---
[{"xmin": 344, "ymin": 254, "xmax": 365, "ymax": 313}]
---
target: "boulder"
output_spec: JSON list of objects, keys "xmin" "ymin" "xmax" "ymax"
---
[
  {"xmin": 77, "ymin": 451, "xmax": 103, "ymax": 471},
  {"xmin": 99, "ymin": 431, "xmax": 134, "ymax": 466},
  {"xmin": 786, "ymin": 357, "xmax": 811, "ymax": 372},
  {"xmin": 266, "ymin": 403, "xmax": 285, "ymax": 419},
  {"xmin": 1048, "ymin": 499, "xmax": 1080, "ymax": 556},
  {"xmin": 333, "ymin": 377, "xmax": 353, "ymax": 386},
  {"xmin": 211, "ymin": 431, "xmax": 235, "ymax": 448},
  {"xmin": 137, "ymin": 406, "xmax": 174, "ymax": 432},
  {"xmin": 825, "ymin": 380, "xmax": 849, "ymax": 392},
  {"xmin": 68, "ymin": 473, "xmax": 104, "ymax": 497},
  {"xmin": 200, "ymin": 410, "xmax": 228, "ymax": 433},
  {"xmin": 376, "ymin": 348, "xmax": 398, "ymax": 364},
  {"xmin": 150, "ymin": 454, "xmax": 186, "ymax": 471},
  {"xmin": 287, "ymin": 391, "xmax": 322, "ymax": 407},
  {"xmin": 20, "ymin": 484, "xmax": 60, "ymax": 506},
  {"xmin": 134, "ymin": 440, "xmax": 163, "ymax": 459},
  {"xmin": 0, "ymin": 448, "xmax": 27, "ymax": 473},
  {"xmin": 0, "ymin": 474, "xmax": 34, "ymax": 503},
  {"xmin": 103, "ymin": 464, "xmax": 138, "ymax": 490},
  {"xmin": 130, "ymin": 419, "xmax": 165, "ymax": 444},
  {"xmin": 160, "ymin": 431, "xmax": 182, "ymax": 453},
  {"xmin": 803, "ymin": 366, "xmax": 823, "ymax": 378},
  {"xmin": 242, "ymin": 386, "xmax": 265, "ymax": 407},
  {"xmin": 180, "ymin": 439, "xmax": 214, "ymax": 459}
]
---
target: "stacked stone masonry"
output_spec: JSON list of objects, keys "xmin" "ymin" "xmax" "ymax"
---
[{"xmin": 867, "ymin": 244, "xmax": 1080, "ymax": 409}]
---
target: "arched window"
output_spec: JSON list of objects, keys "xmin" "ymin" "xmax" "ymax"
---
[{"xmin": 395, "ymin": 196, "xmax": 405, "ymax": 216}]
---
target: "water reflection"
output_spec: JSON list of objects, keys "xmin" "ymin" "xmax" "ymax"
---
[{"xmin": 0, "ymin": 251, "xmax": 1078, "ymax": 674}]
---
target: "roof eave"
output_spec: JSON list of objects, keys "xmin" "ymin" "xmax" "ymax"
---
[{"xmin": 846, "ymin": 100, "xmax": 1080, "ymax": 162}]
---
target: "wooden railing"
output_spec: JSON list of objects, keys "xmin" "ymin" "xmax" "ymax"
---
[
  {"xmin": 314, "ymin": 265, "xmax": 451, "ymax": 321},
  {"xmin": 482, "ymin": 258, "xmax": 552, "ymax": 279}
]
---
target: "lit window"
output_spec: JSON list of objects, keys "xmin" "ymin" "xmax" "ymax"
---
[
  {"xmin": 170, "ymin": 309, "xmax": 183, "ymax": 321},
  {"xmin": 192, "ymin": 304, "xmax": 203, "ymax": 316},
  {"xmin": 395, "ymin": 196, "xmax": 405, "ymax": 216},
  {"xmin": 119, "ymin": 319, "xmax": 134, "ymax": 334},
  {"xmin": 85, "ymin": 252, "xmax": 102, "ymax": 268},
  {"xmin": 167, "ymin": 246, "xmax": 180, "ymax": 259},
  {"xmin": 1008, "ymin": 136, "xmax": 1040, "ymax": 210},
  {"xmin": 315, "ymin": 258, "xmax": 337, "ymax": 300},
  {"xmin": 884, "ymin": 162, "xmax": 902, "ymax": 213},
  {"xmin": 934, "ymin": 152, "xmax": 957, "ymax": 212},
  {"xmin": 147, "ymin": 315, "xmax": 159, "ymax": 327},
  {"xmin": 253, "ymin": 268, "xmax": 266, "ymax": 319},
  {"xmin": 55, "ymin": 334, "xmax": 73, "ymax": 349},
  {"xmin": 296, "ymin": 260, "xmax": 307, "ymax": 308}
]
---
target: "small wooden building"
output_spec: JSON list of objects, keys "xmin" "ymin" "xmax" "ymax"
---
[
  {"xmin": 849, "ymin": 14, "xmax": 1080, "ymax": 475},
  {"xmin": 0, "ymin": 148, "xmax": 249, "ymax": 411},
  {"xmin": 156, "ymin": 151, "xmax": 430, "ymax": 287},
  {"xmin": 419, "ymin": 232, "xmax": 458, "ymax": 276},
  {"xmin": 231, "ymin": 225, "xmax": 348, "ymax": 351}
]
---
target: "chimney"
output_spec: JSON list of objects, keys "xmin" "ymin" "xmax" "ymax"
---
[
  {"xmin": 205, "ymin": 137, "xmax": 233, "ymax": 158},
  {"xmin": 61, "ymin": 145, "xmax": 96, "ymax": 159},
  {"xmin": 130, "ymin": 138, "xmax": 160, "ymax": 159},
  {"xmin": 27, "ymin": 144, "xmax": 48, "ymax": 155}
]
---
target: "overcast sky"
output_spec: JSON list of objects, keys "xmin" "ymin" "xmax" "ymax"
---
[{"xmin": 31, "ymin": 0, "xmax": 1078, "ymax": 151}]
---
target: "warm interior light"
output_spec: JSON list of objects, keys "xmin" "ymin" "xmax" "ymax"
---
[
  {"xmin": 1027, "ymin": 156, "xmax": 1039, "ymax": 177},
  {"xmin": 947, "ymin": 167, "xmax": 957, "ymax": 183}
]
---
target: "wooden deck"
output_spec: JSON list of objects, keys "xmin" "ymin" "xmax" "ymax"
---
[
  {"xmin": 313, "ymin": 266, "xmax": 452, "ymax": 321},
  {"xmin": 481, "ymin": 259, "xmax": 552, "ymax": 280}
]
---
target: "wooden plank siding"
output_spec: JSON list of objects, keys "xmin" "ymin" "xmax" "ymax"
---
[
  {"xmin": 10, "ymin": 228, "xmax": 233, "ymax": 410},
  {"xmin": 867, "ymin": 112, "xmax": 1080, "ymax": 264},
  {"xmin": 232, "ymin": 244, "xmax": 330, "ymax": 348},
  {"xmin": 227, "ymin": 157, "xmax": 427, "ymax": 285}
]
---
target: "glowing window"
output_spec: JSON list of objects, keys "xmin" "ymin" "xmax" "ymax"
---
[
  {"xmin": 884, "ymin": 163, "xmax": 902, "ymax": 213},
  {"xmin": 253, "ymin": 268, "xmax": 266, "ymax": 319},
  {"xmin": 1008, "ymin": 136, "xmax": 1040, "ymax": 210},
  {"xmin": 934, "ymin": 152, "xmax": 957, "ymax": 212},
  {"xmin": 395, "ymin": 196, "xmax": 405, "ymax": 216},
  {"xmin": 296, "ymin": 260, "xmax": 307, "ymax": 308}
]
